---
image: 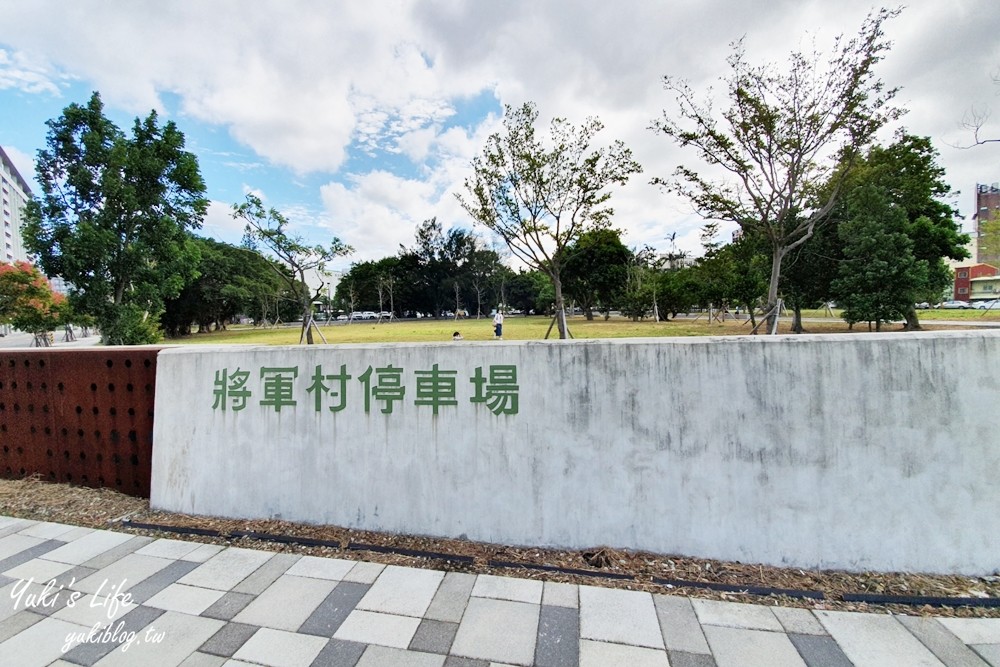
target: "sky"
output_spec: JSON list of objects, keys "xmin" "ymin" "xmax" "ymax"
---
[{"xmin": 1, "ymin": 1, "xmax": 999, "ymax": 274}]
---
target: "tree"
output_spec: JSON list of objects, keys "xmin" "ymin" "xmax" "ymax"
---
[
  {"xmin": 0, "ymin": 261, "xmax": 66, "ymax": 346},
  {"xmin": 233, "ymin": 193, "xmax": 352, "ymax": 344},
  {"xmin": 979, "ymin": 210, "xmax": 1000, "ymax": 266},
  {"xmin": 651, "ymin": 8, "xmax": 903, "ymax": 332},
  {"xmin": 458, "ymin": 102, "xmax": 642, "ymax": 338},
  {"xmin": 23, "ymin": 91, "xmax": 208, "ymax": 344},
  {"xmin": 561, "ymin": 228, "xmax": 632, "ymax": 320},
  {"xmin": 832, "ymin": 185, "xmax": 928, "ymax": 330}
]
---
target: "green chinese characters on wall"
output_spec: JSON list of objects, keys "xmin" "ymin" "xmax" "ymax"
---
[{"xmin": 212, "ymin": 362, "xmax": 519, "ymax": 416}]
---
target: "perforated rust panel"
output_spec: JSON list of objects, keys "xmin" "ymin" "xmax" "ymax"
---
[{"xmin": 0, "ymin": 348, "xmax": 162, "ymax": 498}]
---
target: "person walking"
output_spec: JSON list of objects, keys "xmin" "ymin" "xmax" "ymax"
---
[{"xmin": 493, "ymin": 309, "xmax": 504, "ymax": 340}]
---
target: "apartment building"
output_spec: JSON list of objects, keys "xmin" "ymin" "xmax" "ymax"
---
[{"xmin": 0, "ymin": 145, "xmax": 31, "ymax": 264}]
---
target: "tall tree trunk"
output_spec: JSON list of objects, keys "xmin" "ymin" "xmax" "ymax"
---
[
  {"xmin": 791, "ymin": 305, "xmax": 804, "ymax": 333},
  {"xmin": 552, "ymin": 273, "xmax": 569, "ymax": 339},
  {"xmin": 766, "ymin": 244, "xmax": 784, "ymax": 333},
  {"xmin": 902, "ymin": 306, "xmax": 922, "ymax": 331}
]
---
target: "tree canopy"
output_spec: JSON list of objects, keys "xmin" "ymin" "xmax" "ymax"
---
[
  {"xmin": 651, "ymin": 8, "xmax": 903, "ymax": 331},
  {"xmin": 0, "ymin": 261, "xmax": 67, "ymax": 345},
  {"xmin": 458, "ymin": 102, "xmax": 642, "ymax": 338},
  {"xmin": 23, "ymin": 91, "xmax": 208, "ymax": 344}
]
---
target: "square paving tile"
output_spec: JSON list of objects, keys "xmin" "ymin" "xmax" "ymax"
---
[
  {"xmin": 60, "ymin": 603, "xmax": 165, "ymax": 665},
  {"xmin": 232, "ymin": 574, "xmax": 336, "ymax": 631},
  {"xmin": 817, "ymin": 610, "xmax": 946, "ymax": 667},
  {"xmin": 542, "ymin": 582, "xmax": 578, "ymax": 609},
  {"xmin": 579, "ymin": 585, "xmax": 663, "ymax": 649},
  {"xmin": 357, "ymin": 565, "xmax": 444, "ymax": 618},
  {"xmin": 310, "ymin": 637, "xmax": 367, "ymax": 666},
  {"xmin": 0, "ymin": 534, "xmax": 45, "ymax": 561},
  {"xmin": 232, "ymin": 626, "xmax": 329, "ymax": 667},
  {"xmin": 772, "ymin": 606, "xmax": 827, "ymax": 636},
  {"xmin": 896, "ymin": 615, "xmax": 993, "ymax": 667},
  {"xmin": 179, "ymin": 547, "xmax": 274, "ymax": 591},
  {"xmin": 201, "ymin": 591, "xmax": 257, "ymax": 622},
  {"xmin": 425, "ymin": 572, "xmax": 476, "ymax": 624},
  {"xmin": 409, "ymin": 618, "xmax": 459, "ymax": 654},
  {"xmin": 535, "ymin": 604, "xmax": 578, "ymax": 667},
  {"xmin": 199, "ymin": 621, "xmax": 259, "ymax": 657},
  {"xmin": 703, "ymin": 625, "xmax": 807, "ymax": 667},
  {"xmin": 40, "ymin": 530, "xmax": 134, "ymax": 565},
  {"xmin": 0, "ymin": 609, "xmax": 44, "ymax": 644},
  {"xmin": 78, "ymin": 536, "xmax": 154, "ymax": 572},
  {"xmin": 179, "ymin": 652, "xmax": 227, "ymax": 667},
  {"xmin": 472, "ymin": 574, "xmax": 543, "ymax": 604},
  {"xmin": 691, "ymin": 599, "xmax": 782, "ymax": 632},
  {"xmin": 146, "ymin": 583, "xmax": 227, "ymax": 615},
  {"xmin": 17, "ymin": 521, "xmax": 80, "ymax": 540},
  {"xmin": 182, "ymin": 544, "xmax": 226, "ymax": 563},
  {"xmin": 653, "ymin": 594, "xmax": 711, "ymax": 655},
  {"xmin": 579, "ymin": 639, "xmax": 669, "ymax": 667},
  {"xmin": 285, "ymin": 555, "xmax": 355, "ymax": 581},
  {"xmin": 939, "ymin": 618, "xmax": 1000, "ymax": 645},
  {"xmin": 334, "ymin": 609, "xmax": 422, "ymax": 649},
  {"xmin": 356, "ymin": 645, "xmax": 446, "ymax": 667},
  {"xmin": 344, "ymin": 561, "xmax": 385, "ymax": 584},
  {"xmin": 450, "ymin": 597, "xmax": 539, "ymax": 666}
]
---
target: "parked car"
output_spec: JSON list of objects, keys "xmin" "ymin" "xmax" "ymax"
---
[
  {"xmin": 914, "ymin": 302, "xmax": 930, "ymax": 309},
  {"xmin": 938, "ymin": 300, "xmax": 971, "ymax": 309},
  {"xmin": 972, "ymin": 299, "xmax": 998, "ymax": 310}
]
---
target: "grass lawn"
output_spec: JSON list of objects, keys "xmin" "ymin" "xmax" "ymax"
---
[{"xmin": 164, "ymin": 310, "xmax": 989, "ymax": 346}]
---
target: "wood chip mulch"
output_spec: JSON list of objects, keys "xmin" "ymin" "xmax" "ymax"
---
[{"xmin": 2, "ymin": 477, "xmax": 997, "ymax": 618}]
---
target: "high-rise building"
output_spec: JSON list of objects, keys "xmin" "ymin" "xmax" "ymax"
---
[
  {"xmin": 975, "ymin": 182, "xmax": 1000, "ymax": 265},
  {"xmin": 0, "ymin": 145, "xmax": 32, "ymax": 264}
]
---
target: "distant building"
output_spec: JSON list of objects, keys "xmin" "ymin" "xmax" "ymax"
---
[
  {"xmin": 975, "ymin": 183, "xmax": 1000, "ymax": 265},
  {"xmin": 0, "ymin": 145, "xmax": 32, "ymax": 264},
  {"xmin": 953, "ymin": 263, "xmax": 999, "ymax": 301}
]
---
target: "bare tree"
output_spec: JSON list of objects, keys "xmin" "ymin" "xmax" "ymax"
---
[{"xmin": 651, "ymin": 8, "xmax": 903, "ymax": 331}]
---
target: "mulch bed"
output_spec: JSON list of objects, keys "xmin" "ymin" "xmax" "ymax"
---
[{"xmin": 2, "ymin": 476, "xmax": 997, "ymax": 618}]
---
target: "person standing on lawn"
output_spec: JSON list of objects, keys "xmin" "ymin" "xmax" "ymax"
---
[{"xmin": 493, "ymin": 309, "xmax": 504, "ymax": 339}]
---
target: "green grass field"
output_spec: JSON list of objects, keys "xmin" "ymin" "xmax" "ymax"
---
[{"xmin": 164, "ymin": 308, "xmax": 996, "ymax": 346}]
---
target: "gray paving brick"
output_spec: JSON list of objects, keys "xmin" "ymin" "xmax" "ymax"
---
[
  {"xmin": 198, "ymin": 621, "xmax": 259, "ymax": 657},
  {"xmin": 0, "ymin": 609, "xmax": 44, "ymax": 643},
  {"xmin": 897, "ymin": 616, "xmax": 992, "ymax": 667},
  {"xmin": 355, "ymin": 645, "xmax": 446, "ymax": 667},
  {"xmin": 970, "ymin": 644, "xmax": 1000, "ymax": 666},
  {"xmin": 535, "ymin": 604, "xmax": 578, "ymax": 667},
  {"xmin": 409, "ymin": 618, "xmax": 458, "ymax": 654},
  {"xmin": 231, "ymin": 552, "xmax": 299, "ymax": 594},
  {"xmin": 425, "ymin": 571, "xmax": 476, "ymax": 623},
  {"xmin": 124, "ymin": 558, "xmax": 200, "ymax": 604},
  {"xmin": 77, "ymin": 535, "xmax": 153, "ymax": 570},
  {"xmin": 299, "ymin": 581, "xmax": 371, "ymax": 637},
  {"xmin": 178, "ymin": 652, "xmax": 227, "ymax": 667},
  {"xmin": 442, "ymin": 658, "xmax": 490, "ymax": 667},
  {"xmin": 667, "ymin": 651, "xmax": 718, "ymax": 667},
  {"xmin": 310, "ymin": 637, "xmax": 366, "ymax": 667},
  {"xmin": 653, "ymin": 594, "xmax": 711, "ymax": 655},
  {"xmin": 200, "ymin": 591, "xmax": 256, "ymax": 621},
  {"xmin": 0, "ymin": 538, "xmax": 66, "ymax": 573},
  {"xmin": 0, "ymin": 573, "xmax": 11, "ymax": 588},
  {"xmin": 773, "ymin": 607, "xmax": 828, "ymax": 636},
  {"xmin": 788, "ymin": 633, "xmax": 855, "ymax": 667},
  {"xmin": 52, "ymin": 565, "xmax": 98, "ymax": 591},
  {"xmin": 0, "ymin": 518, "xmax": 34, "ymax": 539},
  {"xmin": 60, "ymin": 604, "xmax": 166, "ymax": 666}
]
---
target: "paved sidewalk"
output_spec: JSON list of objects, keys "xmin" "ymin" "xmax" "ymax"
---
[{"xmin": 1, "ymin": 516, "xmax": 998, "ymax": 666}]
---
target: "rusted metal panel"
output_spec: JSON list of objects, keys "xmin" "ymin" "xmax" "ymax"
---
[{"xmin": 0, "ymin": 348, "xmax": 162, "ymax": 498}]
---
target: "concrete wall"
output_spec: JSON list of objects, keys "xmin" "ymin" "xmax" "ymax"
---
[{"xmin": 150, "ymin": 331, "xmax": 1000, "ymax": 575}]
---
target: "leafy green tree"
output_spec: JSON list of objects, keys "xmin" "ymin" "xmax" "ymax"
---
[
  {"xmin": 979, "ymin": 210, "xmax": 1000, "ymax": 267},
  {"xmin": 23, "ymin": 92, "xmax": 208, "ymax": 344},
  {"xmin": 561, "ymin": 228, "xmax": 632, "ymax": 320},
  {"xmin": 832, "ymin": 185, "xmax": 928, "ymax": 330},
  {"xmin": 233, "ymin": 194, "xmax": 352, "ymax": 344},
  {"xmin": 655, "ymin": 267, "xmax": 699, "ymax": 319},
  {"xmin": 651, "ymin": 9, "xmax": 903, "ymax": 332},
  {"xmin": 161, "ymin": 238, "xmax": 281, "ymax": 337},
  {"xmin": 458, "ymin": 102, "xmax": 642, "ymax": 338}
]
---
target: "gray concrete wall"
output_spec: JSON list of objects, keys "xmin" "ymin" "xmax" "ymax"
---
[{"xmin": 150, "ymin": 331, "xmax": 1000, "ymax": 574}]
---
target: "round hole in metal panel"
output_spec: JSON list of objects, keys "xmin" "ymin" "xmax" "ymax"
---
[
  {"xmin": 125, "ymin": 359, "xmax": 132, "ymax": 368},
  {"xmin": 15, "ymin": 446, "xmax": 23, "ymax": 454},
  {"xmin": 107, "ymin": 383, "xmax": 115, "ymax": 392},
  {"xmin": 44, "ymin": 427, "xmax": 51, "ymax": 435},
  {"xmin": 75, "ymin": 405, "xmax": 82, "ymax": 414},
  {"xmin": 93, "ymin": 430, "xmax": 100, "ymax": 439},
  {"xmin": 126, "ymin": 383, "xmax": 133, "ymax": 392},
  {"xmin": 58, "ymin": 382, "xmax": 64, "ymax": 391},
  {"xmin": 79, "ymin": 451, "xmax": 86, "ymax": 460},
  {"xmin": 12, "ymin": 404, "xmax": 19, "ymax": 413},
  {"xmin": 127, "ymin": 408, "xmax": 135, "ymax": 417},
  {"xmin": 106, "ymin": 359, "xmax": 113, "ymax": 368},
  {"xmin": 96, "ymin": 453, "xmax": 103, "ymax": 462},
  {"xmin": 90, "ymin": 383, "xmax": 97, "ymax": 391},
  {"xmin": 76, "ymin": 429, "xmax": 84, "ymax": 438},
  {"xmin": 110, "ymin": 431, "xmax": 119, "ymax": 443},
  {"xmin": 130, "ymin": 454, "xmax": 139, "ymax": 466},
  {"xmin": 46, "ymin": 449, "xmax": 52, "ymax": 457},
  {"xmin": 60, "ymin": 428, "xmax": 68, "ymax": 436},
  {"xmin": 109, "ymin": 407, "xmax": 117, "ymax": 416},
  {"xmin": 128, "ymin": 430, "xmax": 137, "ymax": 443},
  {"xmin": 38, "ymin": 360, "xmax": 45, "ymax": 368},
  {"xmin": 92, "ymin": 407, "xmax": 99, "ymax": 415},
  {"xmin": 143, "ymin": 359, "xmax": 151, "ymax": 368},
  {"xmin": 63, "ymin": 450, "xmax": 70, "ymax": 459}
]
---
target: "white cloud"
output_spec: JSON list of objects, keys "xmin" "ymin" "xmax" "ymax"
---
[
  {"xmin": 200, "ymin": 200, "xmax": 244, "ymax": 246},
  {"xmin": 0, "ymin": 48, "xmax": 62, "ymax": 95}
]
